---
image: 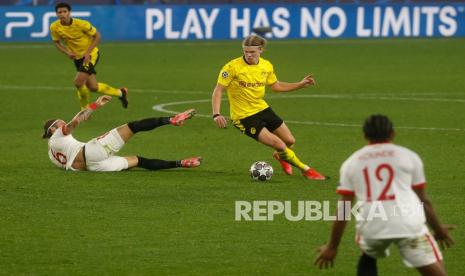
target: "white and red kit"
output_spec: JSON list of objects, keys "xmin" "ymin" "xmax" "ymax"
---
[
  {"xmin": 337, "ymin": 143, "xmax": 442, "ymax": 267},
  {"xmin": 48, "ymin": 126, "xmax": 85, "ymax": 171},
  {"xmin": 48, "ymin": 126, "xmax": 128, "ymax": 171}
]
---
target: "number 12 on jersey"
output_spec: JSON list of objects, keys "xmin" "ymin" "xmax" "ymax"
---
[{"xmin": 363, "ymin": 163, "xmax": 396, "ymax": 202}]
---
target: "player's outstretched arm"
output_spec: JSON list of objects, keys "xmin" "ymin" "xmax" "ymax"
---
[
  {"xmin": 270, "ymin": 74, "xmax": 316, "ymax": 92},
  {"xmin": 64, "ymin": 95, "xmax": 112, "ymax": 135},
  {"xmin": 413, "ymin": 189, "xmax": 455, "ymax": 249},
  {"xmin": 314, "ymin": 194, "xmax": 353, "ymax": 269},
  {"xmin": 211, "ymin": 84, "xmax": 228, "ymax": 128}
]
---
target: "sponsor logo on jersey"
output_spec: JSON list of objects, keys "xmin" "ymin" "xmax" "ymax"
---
[{"xmin": 238, "ymin": 81, "xmax": 265, "ymax": 88}]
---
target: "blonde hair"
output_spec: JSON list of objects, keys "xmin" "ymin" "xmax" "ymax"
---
[{"xmin": 242, "ymin": 35, "xmax": 267, "ymax": 48}]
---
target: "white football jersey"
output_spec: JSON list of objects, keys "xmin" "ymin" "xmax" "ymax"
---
[
  {"xmin": 48, "ymin": 126, "xmax": 85, "ymax": 171},
  {"xmin": 338, "ymin": 143, "xmax": 427, "ymax": 239}
]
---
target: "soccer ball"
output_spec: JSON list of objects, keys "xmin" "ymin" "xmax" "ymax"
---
[{"xmin": 250, "ymin": 161, "xmax": 273, "ymax": 181}]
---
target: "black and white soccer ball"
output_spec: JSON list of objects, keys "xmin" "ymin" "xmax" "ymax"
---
[{"xmin": 250, "ymin": 161, "xmax": 273, "ymax": 181}]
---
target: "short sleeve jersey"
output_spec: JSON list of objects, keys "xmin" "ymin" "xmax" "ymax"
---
[
  {"xmin": 338, "ymin": 143, "xmax": 427, "ymax": 239},
  {"xmin": 48, "ymin": 126, "xmax": 85, "ymax": 170},
  {"xmin": 217, "ymin": 56, "xmax": 278, "ymax": 120},
  {"xmin": 50, "ymin": 18, "xmax": 98, "ymax": 59}
]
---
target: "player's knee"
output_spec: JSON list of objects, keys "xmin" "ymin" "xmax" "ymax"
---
[
  {"xmin": 434, "ymin": 265, "xmax": 447, "ymax": 276},
  {"xmin": 285, "ymin": 137, "xmax": 295, "ymax": 147},
  {"xmin": 73, "ymin": 80, "xmax": 84, "ymax": 88},
  {"xmin": 273, "ymin": 140, "xmax": 287, "ymax": 151},
  {"xmin": 74, "ymin": 79, "xmax": 86, "ymax": 88},
  {"xmin": 418, "ymin": 264, "xmax": 446, "ymax": 276}
]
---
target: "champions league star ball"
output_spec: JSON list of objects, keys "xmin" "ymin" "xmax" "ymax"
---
[{"xmin": 250, "ymin": 161, "xmax": 273, "ymax": 181}]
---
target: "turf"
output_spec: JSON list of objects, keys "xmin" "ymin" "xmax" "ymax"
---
[{"xmin": 0, "ymin": 38, "xmax": 464, "ymax": 275}]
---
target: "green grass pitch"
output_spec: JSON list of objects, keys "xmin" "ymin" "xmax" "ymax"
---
[{"xmin": 0, "ymin": 38, "xmax": 464, "ymax": 275}]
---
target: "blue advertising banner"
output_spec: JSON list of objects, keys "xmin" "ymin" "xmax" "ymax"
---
[{"xmin": 1, "ymin": 4, "xmax": 464, "ymax": 41}]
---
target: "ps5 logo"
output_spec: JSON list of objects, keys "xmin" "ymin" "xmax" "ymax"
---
[{"xmin": 4, "ymin": 11, "xmax": 91, "ymax": 38}]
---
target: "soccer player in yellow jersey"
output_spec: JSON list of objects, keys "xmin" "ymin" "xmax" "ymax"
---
[
  {"xmin": 211, "ymin": 35, "xmax": 326, "ymax": 180},
  {"xmin": 50, "ymin": 2, "xmax": 128, "ymax": 110}
]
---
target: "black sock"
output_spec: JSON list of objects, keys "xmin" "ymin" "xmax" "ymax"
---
[
  {"xmin": 357, "ymin": 253, "xmax": 377, "ymax": 276},
  {"xmin": 127, "ymin": 117, "xmax": 170, "ymax": 134},
  {"xmin": 137, "ymin": 156, "xmax": 181, "ymax": 170}
]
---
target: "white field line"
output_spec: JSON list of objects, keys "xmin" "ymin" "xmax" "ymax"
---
[
  {"xmin": 0, "ymin": 84, "xmax": 462, "ymax": 131},
  {"xmin": 0, "ymin": 84, "xmax": 464, "ymax": 100},
  {"xmin": 269, "ymin": 94, "xmax": 465, "ymax": 103},
  {"xmin": 152, "ymin": 99, "xmax": 465, "ymax": 132},
  {"xmin": 0, "ymin": 84, "xmax": 208, "ymax": 95}
]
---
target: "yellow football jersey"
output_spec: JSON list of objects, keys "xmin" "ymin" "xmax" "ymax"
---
[
  {"xmin": 217, "ymin": 56, "xmax": 278, "ymax": 120},
  {"xmin": 50, "ymin": 18, "xmax": 98, "ymax": 59}
]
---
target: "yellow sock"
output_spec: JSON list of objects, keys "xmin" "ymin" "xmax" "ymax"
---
[
  {"xmin": 278, "ymin": 147, "xmax": 309, "ymax": 171},
  {"xmin": 76, "ymin": 85, "xmax": 90, "ymax": 110},
  {"xmin": 97, "ymin": 82, "xmax": 122, "ymax": 97}
]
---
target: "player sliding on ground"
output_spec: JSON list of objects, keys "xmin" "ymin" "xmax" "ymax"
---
[
  {"xmin": 211, "ymin": 34, "xmax": 326, "ymax": 180},
  {"xmin": 50, "ymin": 2, "xmax": 128, "ymax": 110},
  {"xmin": 314, "ymin": 115, "xmax": 455, "ymax": 276},
  {"xmin": 42, "ymin": 95, "xmax": 201, "ymax": 172}
]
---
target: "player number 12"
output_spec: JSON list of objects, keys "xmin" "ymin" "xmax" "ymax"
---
[{"xmin": 363, "ymin": 163, "xmax": 396, "ymax": 201}]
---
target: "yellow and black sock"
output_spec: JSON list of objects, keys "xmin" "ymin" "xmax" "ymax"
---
[
  {"xmin": 97, "ymin": 82, "xmax": 122, "ymax": 97},
  {"xmin": 278, "ymin": 147, "xmax": 309, "ymax": 171}
]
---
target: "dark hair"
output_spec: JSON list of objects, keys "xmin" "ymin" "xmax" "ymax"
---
[
  {"xmin": 363, "ymin": 114, "xmax": 394, "ymax": 142},
  {"xmin": 42, "ymin": 119, "xmax": 58, "ymax": 139},
  {"xmin": 55, "ymin": 2, "xmax": 71, "ymax": 12}
]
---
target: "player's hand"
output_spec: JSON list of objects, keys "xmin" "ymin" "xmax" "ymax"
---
[
  {"xmin": 214, "ymin": 115, "xmax": 228, "ymax": 128},
  {"xmin": 301, "ymin": 74, "xmax": 316, "ymax": 88},
  {"xmin": 96, "ymin": 95, "xmax": 112, "ymax": 107},
  {"xmin": 314, "ymin": 244, "xmax": 337, "ymax": 269},
  {"xmin": 434, "ymin": 224, "xmax": 456, "ymax": 249},
  {"xmin": 67, "ymin": 52, "xmax": 77, "ymax": 59},
  {"xmin": 83, "ymin": 53, "xmax": 91, "ymax": 65}
]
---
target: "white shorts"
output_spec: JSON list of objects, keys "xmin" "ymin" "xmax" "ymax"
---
[
  {"xmin": 84, "ymin": 128, "xmax": 128, "ymax": 172},
  {"xmin": 356, "ymin": 231, "xmax": 443, "ymax": 268}
]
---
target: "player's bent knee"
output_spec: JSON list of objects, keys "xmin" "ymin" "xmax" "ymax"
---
[
  {"xmin": 417, "ymin": 262, "xmax": 446, "ymax": 276},
  {"xmin": 285, "ymin": 137, "xmax": 296, "ymax": 147},
  {"xmin": 125, "ymin": 156, "xmax": 139, "ymax": 169},
  {"xmin": 74, "ymin": 81, "xmax": 85, "ymax": 88},
  {"xmin": 116, "ymin": 125, "xmax": 133, "ymax": 142},
  {"xmin": 274, "ymin": 141, "xmax": 287, "ymax": 151},
  {"xmin": 87, "ymin": 156, "xmax": 128, "ymax": 171}
]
